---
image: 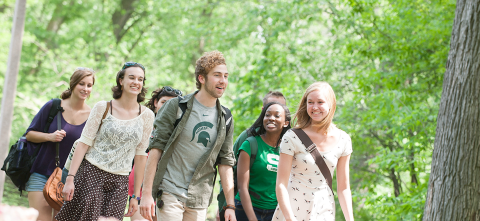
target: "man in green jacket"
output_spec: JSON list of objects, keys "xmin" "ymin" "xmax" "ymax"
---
[{"xmin": 140, "ymin": 51, "xmax": 236, "ymax": 221}]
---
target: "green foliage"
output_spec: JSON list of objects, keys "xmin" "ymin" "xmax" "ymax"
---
[{"xmin": 0, "ymin": 0, "xmax": 456, "ymax": 219}]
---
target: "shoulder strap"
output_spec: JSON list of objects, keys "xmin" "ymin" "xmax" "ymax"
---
[
  {"xmin": 44, "ymin": 98, "xmax": 62, "ymax": 133},
  {"xmin": 98, "ymin": 101, "xmax": 111, "ymax": 130},
  {"xmin": 291, "ymin": 128, "xmax": 334, "ymax": 196},
  {"xmin": 173, "ymin": 97, "xmax": 187, "ymax": 128},
  {"xmin": 54, "ymin": 102, "xmax": 63, "ymax": 167},
  {"xmin": 246, "ymin": 136, "xmax": 258, "ymax": 168}
]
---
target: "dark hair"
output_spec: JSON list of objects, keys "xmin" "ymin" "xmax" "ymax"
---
[
  {"xmin": 61, "ymin": 68, "xmax": 95, "ymax": 99},
  {"xmin": 145, "ymin": 87, "xmax": 180, "ymax": 113},
  {"xmin": 111, "ymin": 64, "xmax": 147, "ymax": 102},
  {"xmin": 247, "ymin": 101, "xmax": 292, "ymax": 147},
  {"xmin": 194, "ymin": 50, "xmax": 226, "ymax": 89},
  {"xmin": 262, "ymin": 91, "xmax": 286, "ymax": 106}
]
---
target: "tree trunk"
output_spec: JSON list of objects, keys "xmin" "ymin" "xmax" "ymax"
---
[
  {"xmin": 111, "ymin": 0, "xmax": 138, "ymax": 43},
  {"xmin": 423, "ymin": 0, "xmax": 480, "ymax": 220},
  {"xmin": 0, "ymin": 0, "xmax": 27, "ymax": 203}
]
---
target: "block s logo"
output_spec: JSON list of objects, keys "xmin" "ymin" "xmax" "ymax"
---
[
  {"xmin": 267, "ymin": 154, "xmax": 279, "ymax": 172},
  {"xmin": 267, "ymin": 154, "xmax": 279, "ymax": 165}
]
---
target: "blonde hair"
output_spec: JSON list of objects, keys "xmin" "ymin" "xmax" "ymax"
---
[{"xmin": 293, "ymin": 82, "xmax": 336, "ymax": 133}]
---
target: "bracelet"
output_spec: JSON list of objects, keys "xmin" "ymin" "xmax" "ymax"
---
[
  {"xmin": 222, "ymin": 204, "xmax": 236, "ymax": 211},
  {"xmin": 131, "ymin": 194, "xmax": 141, "ymax": 201},
  {"xmin": 67, "ymin": 174, "xmax": 75, "ymax": 177}
]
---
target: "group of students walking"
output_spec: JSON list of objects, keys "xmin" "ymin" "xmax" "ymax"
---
[{"xmin": 22, "ymin": 50, "xmax": 353, "ymax": 221}]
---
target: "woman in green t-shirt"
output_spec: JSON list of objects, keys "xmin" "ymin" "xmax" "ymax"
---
[{"xmin": 235, "ymin": 101, "xmax": 291, "ymax": 221}]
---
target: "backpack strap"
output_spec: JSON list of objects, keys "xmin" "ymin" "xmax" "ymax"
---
[
  {"xmin": 44, "ymin": 98, "xmax": 63, "ymax": 133},
  {"xmin": 291, "ymin": 128, "xmax": 334, "ymax": 196},
  {"xmin": 221, "ymin": 105, "xmax": 232, "ymax": 134},
  {"xmin": 245, "ymin": 136, "xmax": 258, "ymax": 168},
  {"xmin": 173, "ymin": 97, "xmax": 187, "ymax": 128}
]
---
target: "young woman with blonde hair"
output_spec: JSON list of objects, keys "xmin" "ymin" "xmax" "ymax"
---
[
  {"xmin": 273, "ymin": 82, "xmax": 354, "ymax": 221},
  {"xmin": 25, "ymin": 68, "xmax": 95, "ymax": 221}
]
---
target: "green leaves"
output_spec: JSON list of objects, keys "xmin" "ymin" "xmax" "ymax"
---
[{"xmin": 0, "ymin": 0, "xmax": 455, "ymax": 219}]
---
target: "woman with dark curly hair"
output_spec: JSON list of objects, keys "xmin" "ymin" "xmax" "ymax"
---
[
  {"xmin": 235, "ymin": 101, "xmax": 291, "ymax": 221},
  {"xmin": 145, "ymin": 86, "xmax": 182, "ymax": 114},
  {"xmin": 57, "ymin": 62, "xmax": 155, "ymax": 221},
  {"xmin": 128, "ymin": 86, "xmax": 182, "ymax": 221}
]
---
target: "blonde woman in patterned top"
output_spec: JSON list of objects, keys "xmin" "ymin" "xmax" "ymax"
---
[
  {"xmin": 273, "ymin": 82, "xmax": 354, "ymax": 221},
  {"xmin": 57, "ymin": 62, "xmax": 155, "ymax": 221}
]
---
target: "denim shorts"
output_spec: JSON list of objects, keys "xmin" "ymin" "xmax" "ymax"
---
[{"xmin": 25, "ymin": 172, "xmax": 48, "ymax": 192}]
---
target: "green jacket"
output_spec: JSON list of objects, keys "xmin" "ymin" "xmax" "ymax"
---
[{"xmin": 149, "ymin": 92, "xmax": 235, "ymax": 208}]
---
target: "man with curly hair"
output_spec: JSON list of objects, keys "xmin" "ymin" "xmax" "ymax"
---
[{"xmin": 140, "ymin": 51, "xmax": 237, "ymax": 221}]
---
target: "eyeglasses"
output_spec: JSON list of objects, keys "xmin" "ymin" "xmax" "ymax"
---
[
  {"xmin": 122, "ymin": 62, "xmax": 145, "ymax": 73},
  {"xmin": 75, "ymin": 67, "xmax": 95, "ymax": 73},
  {"xmin": 161, "ymin": 86, "xmax": 182, "ymax": 96}
]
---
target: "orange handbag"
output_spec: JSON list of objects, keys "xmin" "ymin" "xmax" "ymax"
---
[{"xmin": 43, "ymin": 166, "xmax": 65, "ymax": 211}]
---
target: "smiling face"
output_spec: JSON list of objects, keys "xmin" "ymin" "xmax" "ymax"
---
[
  {"xmin": 119, "ymin": 67, "xmax": 144, "ymax": 96},
  {"xmin": 306, "ymin": 90, "xmax": 331, "ymax": 124},
  {"xmin": 263, "ymin": 104, "xmax": 289, "ymax": 134},
  {"xmin": 200, "ymin": 64, "xmax": 228, "ymax": 99},
  {"xmin": 73, "ymin": 75, "xmax": 94, "ymax": 100},
  {"xmin": 154, "ymin": 96, "xmax": 176, "ymax": 113}
]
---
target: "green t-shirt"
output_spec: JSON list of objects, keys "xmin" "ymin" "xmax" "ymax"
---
[{"xmin": 234, "ymin": 136, "xmax": 279, "ymax": 209}]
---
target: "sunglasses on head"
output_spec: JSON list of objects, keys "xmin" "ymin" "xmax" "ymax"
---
[
  {"xmin": 161, "ymin": 86, "xmax": 182, "ymax": 96},
  {"xmin": 76, "ymin": 67, "xmax": 95, "ymax": 73},
  {"xmin": 122, "ymin": 62, "xmax": 145, "ymax": 73}
]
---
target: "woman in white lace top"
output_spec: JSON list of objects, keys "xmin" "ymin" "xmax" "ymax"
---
[{"xmin": 57, "ymin": 62, "xmax": 155, "ymax": 221}]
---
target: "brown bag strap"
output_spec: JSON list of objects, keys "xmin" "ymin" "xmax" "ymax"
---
[
  {"xmin": 98, "ymin": 101, "xmax": 111, "ymax": 130},
  {"xmin": 291, "ymin": 128, "xmax": 334, "ymax": 196}
]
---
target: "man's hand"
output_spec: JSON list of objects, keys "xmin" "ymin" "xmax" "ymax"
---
[
  {"xmin": 139, "ymin": 195, "xmax": 156, "ymax": 221},
  {"xmin": 216, "ymin": 209, "xmax": 221, "ymax": 221},
  {"xmin": 224, "ymin": 208, "xmax": 236, "ymax": 221}
]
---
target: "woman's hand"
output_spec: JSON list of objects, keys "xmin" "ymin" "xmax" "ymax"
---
[
  {"xmin": 124, "ymin": 198, "xmax": 138, "ymax": 217},
  {"xmin": 50, "ymin": 130, "xmax": 66, "ymax": 142},
  {"xmin": 62, "ymin": 176, "xmax": 75, "ymax": 201}
]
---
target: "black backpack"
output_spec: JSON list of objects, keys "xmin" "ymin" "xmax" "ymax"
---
[{"xmin": 1, "ymin": 98, "xmax": 63, "ymax": 193}]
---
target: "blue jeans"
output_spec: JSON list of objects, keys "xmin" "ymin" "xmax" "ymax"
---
[{"xmin": 234, "ymin": 199, "xmax": 275, "ymax": 221}]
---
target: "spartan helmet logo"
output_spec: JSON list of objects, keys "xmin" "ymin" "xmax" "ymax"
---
[
  {"xmin": 190, "ymin": 122, "xmax": 214, "ymax": 147},
  {"xmin": 197, "ymin": 131, "xmax": 211, "ymax": 147}
]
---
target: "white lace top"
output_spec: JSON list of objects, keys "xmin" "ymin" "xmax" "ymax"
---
[{"xmin": 77, "ymin": 101, "xmax": 154, "ymax": 175}]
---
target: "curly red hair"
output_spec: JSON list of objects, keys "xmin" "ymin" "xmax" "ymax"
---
[{"xmin": 194, "ymin": 50, "xmax": 226, "ymax": 89}]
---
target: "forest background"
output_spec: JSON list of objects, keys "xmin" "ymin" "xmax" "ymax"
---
[{"xmin": 0, "ymin": 0, "xmax": 456, "ymax": 220}]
